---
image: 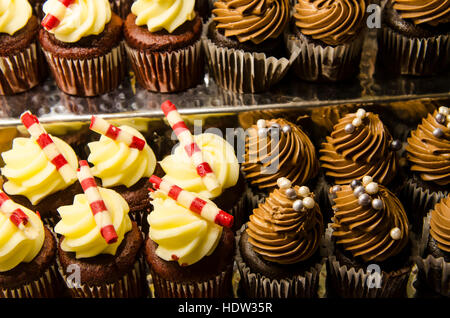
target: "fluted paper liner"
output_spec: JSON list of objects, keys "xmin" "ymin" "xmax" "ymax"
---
[
  {"xmin": 203, "ymin": 20, "xmax": 299, "ymax": 94},
  {"xmin": 416, "ymin": 212, "xmax": 450, "ymax": 297},
  {"xmin": 125, "ymin": 39, "xmax": 204, "ymax": 93},
  {"xmin": 378, "ymin": 27, "xmax": 450, "ymax": 76},
  {"xmin": 42, "ymin": 44, "xmax": 125, "ymax": 97},
  {"xmin": 0, "ymin": 42, "xmax": 46, "ymax": 95},
  {"xmin": 286, "ymin": 32, "xmax": 364, "ymax": 82},
  {"xmin": 0, "ymin": 262, "xmax": 63, "ymax": 298},
  {"xmin": 149, "ymin": 263, "xmax": 234, "ymax": 298},
  {"xmin": 58, "ymin": 256, "xmax": 147, "ymax": 298},
  {"xmin": 235, "ymin": 224, "xmax": 324, "ymax": 298}
]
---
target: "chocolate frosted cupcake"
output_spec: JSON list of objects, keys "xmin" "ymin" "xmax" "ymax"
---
[
  {"xmin": 0, "ymin": 1, "xmax": 47, "ymax": 95},
  {"xmin": 206, "ymin": 0, "xmax": 292, "ymax": 93},
  {"xmin": 416, "ymin": 195, "xmax": 450, "ymax": 297},
  {"xmin": 378, "ymin": 0, "xmax": 450, "ymax": 76},
  {"xmin": 402, "ymin": 107, "xmax": 449, "ymax": 232},
  {"xmin": 0, "ymin": 198, "xmax": 64, "ymax": 298},
  {"xmin": 124, "ymin": 0, "xmax": 204, "ymax": 93},
  {"xmin": 287, "ymin": 0, "xmax": 366, "ymax": 82},
  {"xmin": 55, "ymin": 187, "xmax": 146, "ymax": 298},
  {"xmin": 87, "ymin": 123, "xmax": 156, "ymax": 233},
  {"xmin": 158, "ymin": 132, "xmax": 247, "ymax": 230},
  {"xmin": 328, "ymin": 177, "xmax": 412, "ymax": 298},
  {"xmin": 320, "ymin": 108, "xmax": 401, "ymax": 186},
  {"xmin": 145, "ymin": 190, "xmax": 235, "ymax": 298},
  {"xmin": 236, "ymin": 178, "xmax": 324, "ymax": 298},
  {"xmin": 39, "ymin": 0, "xmax": 125, "ymax": 96},
  {"xmin": 1, "ymin": 133, "xmax": 81, "ymax": 226},
  {"xmin": 242, "ymin": 118, "xmax": 319, "ymax": 198}
]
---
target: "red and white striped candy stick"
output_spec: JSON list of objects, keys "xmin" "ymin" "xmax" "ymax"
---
[
  {"xmin": 161, "ymin": 101, "xmax": 220, "ymax": 194},
  {"xmin": 149, "ymin": 175, "xmax": 233, "ymax": 228},
  {"xmin": 90, "ymin": 116, "xmax": 146, "ymax": 151},
  {"xmin": 41, "ymin": 0, "xmax": 75, "ymax": 30},
  {"xmin": 77, "ymin": 161, "xmax": 118, "ymax": 244},
  {"xmin": 0, "ymin": 191, "xmax": 38, "ymax": 239},
  {"xmin": 20, "ymin": 111, "xmax": 76, "ymax": 184}
]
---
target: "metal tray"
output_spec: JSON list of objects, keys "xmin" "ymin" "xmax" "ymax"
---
[{"xmin": 0, "ymin": 29, "xmax": 448, "ymax": 127}]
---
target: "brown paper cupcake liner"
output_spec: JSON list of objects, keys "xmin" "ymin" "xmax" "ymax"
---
[
  {"xmin": 125, "ymin": 39, "xmax": 204, "ymax": 93},
  {"xmin": 0, "ymin": 262, "xmax": 63, "ymax": 298},
  {"xmin": 0, "ymin": 42, "xmax": 47, "ymax": 95},
  {"xmin": 416, "ymin": 254, "xmax": 450, "ymax": 297},
  {"xmin": 377, "ymin": 27, "xmax": 450, "ymax": 76},
  {"xmin": 286, "ymin": 32, "xmax": 364, "ymax": 82},
  {"xmin": 129, "ymin": 209, "xmax": 150, "ymax": 236},
  {"xmin": 58, "ymin": 256, "xmax": 147, "ymax": 298},
  {"xmin": 235, "ymin": 225, "xmax": 324, "ymax": 298},
  {"xmin": 203, "ymin": 20, "xmax": 298, "ymax": 94},
  {"xmin": 42, "ymin": 44, "xmax": 125, "ymax": 97},
  {"xmin": 149, "ymin": 263, "xmax": 234, "ymax": 298}
]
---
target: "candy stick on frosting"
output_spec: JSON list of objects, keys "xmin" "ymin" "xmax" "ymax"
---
[
  {"xmin": 20, "ymin": 111, "xmax": 76, "ymax": 184},
  {"xmin": 161, "ymin": 101, "xmax": 220, "ymax": 194},
  {"xmin": 0, "ymin": 191, "xmax": 37, "ymax": 239},
  {"xmin": 149, "ymin": 175, "xmax": 233, "ymax": 228},
  {"xmin": 89, "ymin": 116, "xmax": 146, "ymax": 151},
  {"xmin": 77, "ymin": 160, "xmax": 118, "ymax": 244},
  {"xmin": 41, "ymin": 0, "xmax": 75, "ymax": 30}
]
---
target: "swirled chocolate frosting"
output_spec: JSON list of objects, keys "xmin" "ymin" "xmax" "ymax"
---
[
  {"xmin": 430, "ymin": 196, "xmax": 450, "ymax": 252},
  {"xmin": 393, "ymin": 0, "xmax": 450, "ymax": 26},
  {"xmin": 247, "ymin": 186, "xmax": 323, "ymax": 264},
  {"xmin": 320, "ymin": 112, "xmax": 398, "ymax": 185},
  {"xmin": 243, "ymin": 118, "xmax": 319, "ymax": 192},
  {"xmin": 293, "ymin": 0, "xmax": 366, "ymax": 46},
  {"xmin": 332, "ymin": 184, "xmax": 409, "ymax": 262},
  {"xmin": 405, "ymin": 110, "xmax": 450, "ymax": 186},
  {"xmin": 212, "ymin": 0, "xmax": 290, "ymax": 44}
]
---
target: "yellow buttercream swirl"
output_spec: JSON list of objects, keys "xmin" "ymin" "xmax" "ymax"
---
[
  {"xmin": 55, "ymin": 187, "xmax": 132, "ymax": 258},
  {"xmin": 148, "ymin": 191, "xmax": 222, "ymax": 266},
  {"xmin": 0, "ymin": 0, "xmax": 32, "ymax": 36},
  {"xmin": 1, "ymin": 136, "xmax": 78, "ymax": 205},
  {"xmin": 160, "ymin": 133, "xmax": 239, "ymax": 200},
  {"xmin": 88, "ymin": 126, "xmax": 156, "ymax": 188},
  {"xmin": 42, "ymin": 0, "xmax": 112, "ymax": 43},
  {"xmin": 0, "ymin": 204, "xmax": 44, "ymax": 272},
  {"xmin": 132, "ymin": 0, "xmax": 195, "ymax": 33}
]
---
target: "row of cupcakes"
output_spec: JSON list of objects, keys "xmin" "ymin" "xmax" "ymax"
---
[{"xmin": 1, "ymin": 0, "xmax": 449, "ymax": 96}]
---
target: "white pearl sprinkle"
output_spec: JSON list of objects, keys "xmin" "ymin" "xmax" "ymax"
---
[
  {"xmin": 439, "ymin": 106, "xmax": 449, "ymax": 116},
  {"xmin": 390, "ymin": 227, "xmax": 401, "ymax": 240},
  {"xmin": 277, "ymin": 177, "xmax": 292, "ymax": 190},
  {"xmin": 257, "ymin": 119, "xmax": 266, "ymax": 129},
  {"xmin": 362, "ymin": 176, "xmax": 373, "ymax": 186},
  {"xmin": 293, "ymin": 200, "xmax": 303, "ymax": 212},
  {"xmin": 356, "ymin": 109, "xmax": 366, "ymax": 119},
  {"xmin": 365, "ymin": 182, "xmax": 379, "ymax": 195},
  {"xmin": 352, "ymin": 117, "xmax": 362, "ymax": 127},
  {"xmin": 302, "ymin": 197, "xmax": 315, "ymax": 209},
  {"xmin": 298, "ymin": 186, "xmax": 310, "ymax": 197}
]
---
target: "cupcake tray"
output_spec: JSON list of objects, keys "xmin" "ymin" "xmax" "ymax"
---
[{"xmin": 0, "ymin": 29, "xmax": 449, "ymax": 127}]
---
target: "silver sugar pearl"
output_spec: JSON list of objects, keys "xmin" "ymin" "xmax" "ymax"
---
[
  {"xmin": 390, "ymin": 227, "xmax": 401, "ymax": 240},
  {"xmin": 372, "ymin": 198, "xmax": 384, "ymax": 210},
  {"xmin": 390, "ymin": 139, "xmax": 402, "ymax": 151},
  {"xmin": 285, "ymin": 188, "xmax": 297, "ymax": 200},
  {"xmin": 277, "ymin": 177, "xmax": 292, "ymax": 189},
  {"xmin": 358, "ymin": 193, "xmax": 371, "ymax": 206},
  {"xmin": 303, "ymin": 197, "xmax": 315, "ymax": 209},
  {"xmin": 350, "ymin": 179, "xmax": 362, "ymax": 189},
  {"xmin": 439, "ymin": 106, "xmax": 449, "ymax": 116},
  {"xmin": 353, "ymin": 185, "xmax": 366, "ymax": 197},
  {"xmin": 293, "ymin": 199, "xmax": 303, "ymax": 211},
  {"xmin": 345, "ymin": 123, "xmax": 355, "ymax": 134},
  {"xmin": 436, "ymin": 113, "xmax": 446, "ymax": 124},
  {"xmin": 365, "ymin": 182, "xmax": 379, "ymax": 195},
  {"xmin": 433, "ymin": 128, "xmax": 444, "ymax": 138},
  {"xmin": 282, "ymin": 125, "xmax": 292, "ymax": 134},
  {"xmin": 331, "ymin": 185, "xmax": 341, "ymax": 194}
]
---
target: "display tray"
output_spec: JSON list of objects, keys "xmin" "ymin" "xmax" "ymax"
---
[{"xmin": 0, "ymin": 29, "xmax": 449, "ymax": 126}]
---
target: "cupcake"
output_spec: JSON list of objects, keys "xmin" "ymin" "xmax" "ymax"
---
[
  {"xmin": 39, "ymin": 0, "xmax": 125, "ymax": 96},
  {"xmin": 402, "ymin": 107, "xmax": 449, "ymax": 232},
  {"xmin": 109, "ymin": 0, "xmax": 133, "ymax": 19},
  {"xmin": 158, "ymin": 131, "xmax": 247, "ymax": 230},
  {"xmin": 377, "ymin": 0, "xmax": 450, "ymax": 76},
  {"xmin": 1, "ymin": 130, "xmax": 81, "ymax": 226},
  {"xmin": 0, "ymin": 0, "xmax": 47, "ymax": 95},
  {"xmin": 287, "ymin": 0, "xmax": 367, "ymax": 82},
  {"xmin": 236, "ymin": 178, "xmax": 325, "ymax": 298},
  {"xmin": 55, "ymin": 181, "xmax": 146, "ymax": 298},
  {"xmin": 416, "ymin": 195, "xmax": 450, "ymax": 297},
  {"xmin": 87, "ymin": 120, "xmax": 157, "ymax": 233},
  {"xmin": 242, "ymin": 118, "xmax": 319, "ymax": 201},
  {"xmin": 0, "ymin": 194, "xmax": 64, "ymax": 298},
  {"xmin": 123, "ymin": 0, "xmax": 204, "ymax": 93},
  {"xmin": 145, "ymin": 189, "xmax": 235, "ymax": 298},
  {"xmin": 327, "ymin": 177, "xmax": 412, "ymax": 298},
  {"xmin": 206, "ymin": 0, "xmax": 292, "ymax": 93}
]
